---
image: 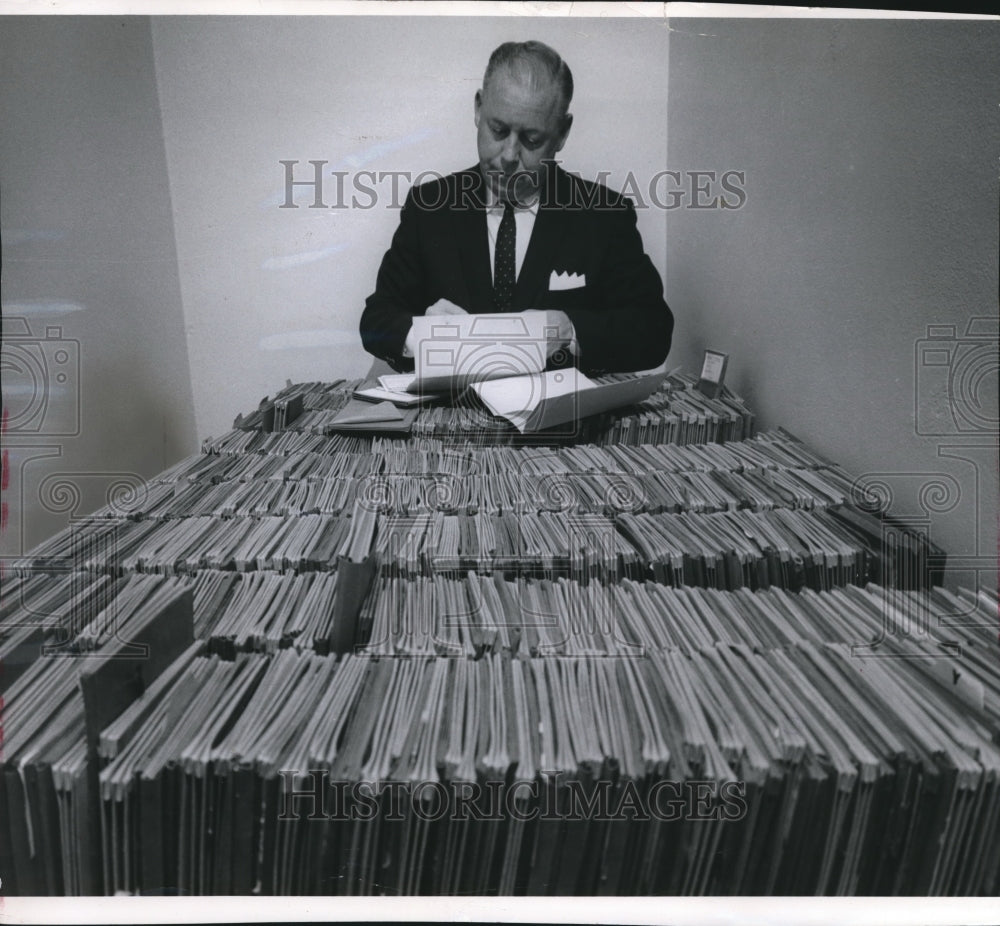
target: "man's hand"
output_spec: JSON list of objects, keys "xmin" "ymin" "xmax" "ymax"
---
[
  {"xmin": 523, "ymin": 309, "xmax": 579, "ymax": 362},
  {"xmin": 425, "ymin": 299, "xmax": 468, "ymax": 316},
  {"xmin": 402, "ymin": 300, "xmax": 469, "ymax": 357}
]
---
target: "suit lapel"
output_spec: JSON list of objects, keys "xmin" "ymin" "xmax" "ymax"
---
[
  {"xmin": 451, "ymin": 164, "xmax": 574, "ymax": 312},
  {"xmin": 514, "ymin": 209, "xmax": 563, "ymax": 310},
  {"xmin": 513, "ymin": 164, "xmax": 570, "ymax": 310},
  {"xmin": 452, "ymin": 167, "xmax": 495, "ymax": 312}
]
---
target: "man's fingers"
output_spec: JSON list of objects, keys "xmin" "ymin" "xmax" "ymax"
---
[{"xmin": 426, "ymin": 299, "xmax": 468, "ymax": 316}]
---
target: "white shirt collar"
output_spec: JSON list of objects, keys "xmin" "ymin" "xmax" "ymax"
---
[{"xmin": 484, "ymin": 184, "xmax": 540, "ymax": 215}]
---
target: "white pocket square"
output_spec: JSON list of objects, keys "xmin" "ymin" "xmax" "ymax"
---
[{"xmin": 548, "ymin": 270, "xmax": 586, "ymax": 291}]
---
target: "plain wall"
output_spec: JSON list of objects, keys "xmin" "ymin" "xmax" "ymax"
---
[
  {"xmin": 150, "ymin": 16, "xmax": 669, "ymax": 443},
  {"xmin": 0, "ymin": 16, "xmax": 196, "ymax": 556},
  {"xmin": 666, "ymin": 19, "xmax": 999, "ymax": 589}
]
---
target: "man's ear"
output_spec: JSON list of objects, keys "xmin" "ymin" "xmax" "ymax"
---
[
  {"xmin": 554, "ymin": 111, "xmax": 573, "ymax": 153},
  {"xmin": 474, "ymin": 89, "xmax": 482, "ymax": 127}
]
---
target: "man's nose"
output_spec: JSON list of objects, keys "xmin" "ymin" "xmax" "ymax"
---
[{"xmin": 500, "ymin": 134, "xmax": 521, "ymax": 168}]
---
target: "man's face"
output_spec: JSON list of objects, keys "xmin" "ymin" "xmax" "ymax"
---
[{"xmin": 475, "ymin": 66, "xmax": 571, "ymax": 205}]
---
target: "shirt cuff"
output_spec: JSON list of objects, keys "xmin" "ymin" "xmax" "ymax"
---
[
  {"xmin": 566, "ymin": 320, "xmax": 581, "ymax": 358},
  {"xmin": 553, "ymin": 312, "xmax": 580, "ymax": 359},
  {"xmin": 401, "ymin": 324, "xmax": 416, "ymax": 359}
]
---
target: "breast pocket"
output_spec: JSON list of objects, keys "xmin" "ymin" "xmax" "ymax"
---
[{"xmin": 543, "ymin": 286, "xmax": 591, "ymax": 310}]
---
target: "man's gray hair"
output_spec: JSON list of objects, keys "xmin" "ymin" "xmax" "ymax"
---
[{"xmin": 483, "ymin": 41, "xmax": 574, "ymax": 115}]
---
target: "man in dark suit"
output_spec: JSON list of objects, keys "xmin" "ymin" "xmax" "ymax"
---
[{"xmin": 359, "ymin": 40, "xmax": 673, "ymax": 376}]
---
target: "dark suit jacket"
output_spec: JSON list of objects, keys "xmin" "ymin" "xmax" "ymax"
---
[{"xmin": 359, "ymin": 163, "xmax": 674, "ymax": 374}]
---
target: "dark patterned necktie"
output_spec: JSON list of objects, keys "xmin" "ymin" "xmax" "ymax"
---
[{"xmin": 493, "ymin": 202, "xmax": 516, "ymax": 310}]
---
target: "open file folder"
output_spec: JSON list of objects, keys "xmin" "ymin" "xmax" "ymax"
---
[
  {"xmin": 471, "ymin": 367, "xmax": 667, "ymax": 433},
  {"xmin": 363, "ymin": 312, "xmax": 668, "ymax": 432},
  {"xmin": 327, "ymin": 398, "xmax": 420, "ymax": 433}
]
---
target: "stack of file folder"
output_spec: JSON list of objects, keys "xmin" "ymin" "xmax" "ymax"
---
[{"xmin": 3, "ymin": 368, "xmax": 986, "ymax": 897}]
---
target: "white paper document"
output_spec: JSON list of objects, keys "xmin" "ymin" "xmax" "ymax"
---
[
  {"xmin": 354, "ymin": 384, "xmax": 432, "ymax": 407},
  {"xmin": 472, "ymin": 368, "xmax": 667, "ymax": 433},
  {"xmin": 377, "ymin": 372, "xmax": 419, "ymax": 393},
  {"xmin": 410, "ymin": 312, "xmax": 553, "ymax": 392},
  {"xmin": 388, "ymin": 311, "xmax": 668, "ymax": 431}
]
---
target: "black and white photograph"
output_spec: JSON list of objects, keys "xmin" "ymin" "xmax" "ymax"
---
[{"xmin": 0, "ymin": 2, "xmax": 997, "ymax": 921}]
